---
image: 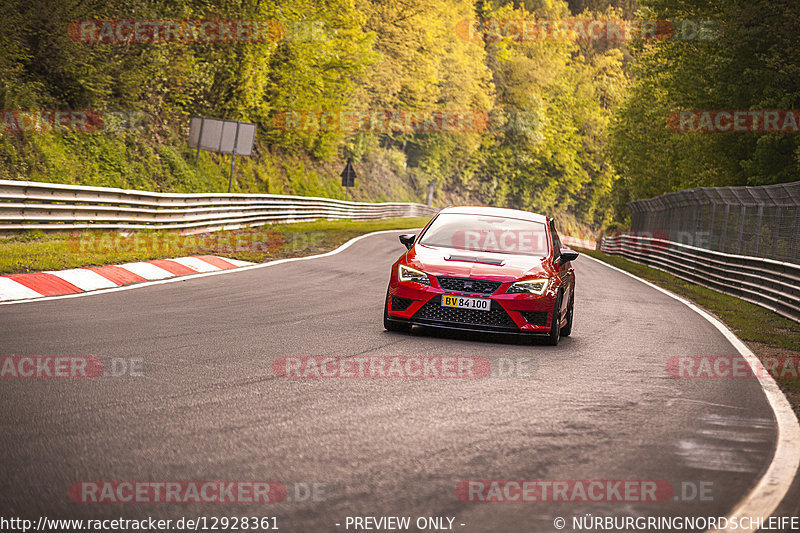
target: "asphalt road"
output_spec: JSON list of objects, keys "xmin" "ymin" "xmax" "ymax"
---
[{"xmin": 0, "ymin": 231, "xmax": 780, "ymax": 532}]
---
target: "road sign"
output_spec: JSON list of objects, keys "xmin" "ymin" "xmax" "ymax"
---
[
  {"xmin": 188, "ymin": 116, "xmax": 257, "ymax": 192},
  {"xmin": 341, "ymin": 159, "xmax": 356, "ymax": 188},
  {"xmin": 188, "ymin": 117, "xmax": 256, "ymax": 156}
]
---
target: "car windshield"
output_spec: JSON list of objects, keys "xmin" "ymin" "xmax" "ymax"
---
[{"xmin": 418, "ymin": 213, "xmax": 549, "ymax": 256}]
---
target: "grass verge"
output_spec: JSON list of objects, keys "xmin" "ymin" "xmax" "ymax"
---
[
  {"xmin": 579, "ymin": 248, "xmax": 800, "ymax": 416},
  {"xmin": 0, "ymin": 217, "xmax": 430, "ymax": 274}
]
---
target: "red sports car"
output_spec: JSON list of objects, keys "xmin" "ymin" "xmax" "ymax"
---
[{"xmin": 383, "ymin": 206, "xmax": 578, "ymax": 345}]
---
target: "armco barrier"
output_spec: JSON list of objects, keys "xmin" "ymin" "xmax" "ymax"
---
[
  {"xmin": 0, "ymin": 180, "xmax": 438, "ymax": 233},
  {"xmin": 601, "ymin": 233, "xmax": 800, "ymax": 323},
  {"xmin": 561, "ymin": 235, "xmax": 597, "ymax": 250}
]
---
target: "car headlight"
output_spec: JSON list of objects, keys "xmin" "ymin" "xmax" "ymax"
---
[
  {"xmin": 506, "ymin": 278, "xmax": 549, "ymax": 295},
  {"xmin": 398, "ymin": 264, "xmax": 431, "ymax": 285}
]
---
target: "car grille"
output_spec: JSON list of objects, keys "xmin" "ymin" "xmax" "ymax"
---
[
  {"xmin": 520, "ymin": 310, "xmax": 549, "ymax": 326},
  {"xmin": 390, "ymin": 296, "xmax": 414, "ymax": 311},
  {"xmin": 436, "ymin": 276, "xmax": 502, "ymax": 295},
  {"xmin": 412, "ymin": 295, "xmax": 517, "ymax": 331}
]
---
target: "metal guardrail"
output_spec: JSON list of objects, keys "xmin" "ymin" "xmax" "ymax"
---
[
  {"xmin": 0, "ymin": 180, "xmax": 438, "ymax": 233},
  {"xmin": 601, "ymin": 233, "xmax": 800, "ymax": 323},
  {"xmin": 561, "ymin": 235, "xmax": 597, "ymax": 250}
]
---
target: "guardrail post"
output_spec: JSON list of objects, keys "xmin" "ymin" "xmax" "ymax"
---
[
  {"xmin": 195, "ymin": 117, "xmax": 204, "ymax": 164},
  {"xmin": 708, "ymin": 203, "xmax": 717, "ymax": 250},
  {"xmin": 754, "ymin": 205, "xmax": 763, "ymax": 257},
  {"xmin": 719, "ymin": 204, "xmax": 730, "ymax": 252},
  {"xmin": 736, "ymin": 205, "xmax": 746, "ymax": 255},
  {"xmin": 695, "ymin": 205, "xmax": 703, "ymax": 245}
]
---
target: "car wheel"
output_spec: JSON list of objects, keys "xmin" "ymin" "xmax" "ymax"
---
[
  {"xmin": 544, "ymin": 293, "xmax": 562, "ymax": 346},
  {"xmin": 560, "ymin": 294, "xmax": 574, "ymax": 337},
  {"xmin": 384, "ymin": 290, "xmax": 411, "ymax": 333}
]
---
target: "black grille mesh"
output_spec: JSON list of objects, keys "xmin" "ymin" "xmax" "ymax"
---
[
  {"xmin": 412, "ymin": 295, "xmax": 517, "ymax": 330},
  {"xmin": 520, "ymin": 310, "xmax": 549, "ymax": 326},
  {"xmin": 391, "ymin": 296, "xmax": 414, "ymax": 311},
  {"xmin": 436, "ymin": 276, "xmax": 501, "ymax": 295}
]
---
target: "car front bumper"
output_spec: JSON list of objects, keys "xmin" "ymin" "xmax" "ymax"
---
[{"xmin": 387, "ymin": 279, "xmax": 557, "ymax": 335}]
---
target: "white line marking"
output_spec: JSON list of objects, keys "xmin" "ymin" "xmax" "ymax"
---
[
  {"xmin": 583, "ymin": 253, "xmax": 800, "ymax": 532},
  {"xmin": 46, "ymin": 268, "xmax": 118, "ymax": 291},
  {"xmin": 0, "ymin": 229, "xmax": 414, "ymax": 305},
  {"xmin": 119, "ymin": 262, "xmax": 175, "ymax": 280},
  {"xmin": 171, "ymin": 256, "xmax": 223, "ymax": 272},
  {"xmin": 0, "ymin": 277, "xmax": 44, "ymax": 301},
  {"xmin": 218, "ymin": 257, "xmax": 252, "ymax": 267}
]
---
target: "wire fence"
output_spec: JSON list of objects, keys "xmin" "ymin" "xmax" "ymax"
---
[{"xmin": 629, "ymin": 181, "xmax": 800, "ymax": 264}]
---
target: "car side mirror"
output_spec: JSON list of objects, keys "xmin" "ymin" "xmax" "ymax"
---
[
  {"xmin": 558, "ymin": 249, "xmax": 579, "ymax": 264},
  {"xmin": 399, "ymin": 234, "xmax": 416, "ymax": 250}
]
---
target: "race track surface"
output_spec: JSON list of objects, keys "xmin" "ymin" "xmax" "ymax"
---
[{"xmin": 0, "ymin": 231, "xmax": 778, "ymax": 532}]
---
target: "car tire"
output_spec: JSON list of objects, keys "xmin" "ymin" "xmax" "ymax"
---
[
  {"xmin": 544, "ymin": 293, "xmax": 562, "ymax": 346},
  {"xmin": 384, "ymin": 291, "xmax": 411, "ymax": 333},
  {"xmin": 560, "ymin": 294, "xmax": 574, "ymax": 337}
]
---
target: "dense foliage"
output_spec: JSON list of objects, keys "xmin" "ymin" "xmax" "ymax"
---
[
  {"xmin": 0, "ymin": 0, "xmax": 632, "ymax": 229},
  {"xmin": 3, "ymin": 0, "xmax": 795, "ymax": 227},
  {"xmin": 609, "ymin": 0, "xmax": 800, "ymax": 222}
]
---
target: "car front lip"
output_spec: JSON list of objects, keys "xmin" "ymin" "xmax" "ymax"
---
[{"xmin": 387, "ymin": 272, "xmax": 556, "ymax": 333}]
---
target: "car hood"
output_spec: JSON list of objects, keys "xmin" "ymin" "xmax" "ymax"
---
[{"xmin": 407, "ymin": 244, "xmax": 551, "ymax": 281}]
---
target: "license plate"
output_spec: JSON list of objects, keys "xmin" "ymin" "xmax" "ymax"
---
[{"xmin": 441, "ymin": 295, "xmax": 490, "ymax": 311}]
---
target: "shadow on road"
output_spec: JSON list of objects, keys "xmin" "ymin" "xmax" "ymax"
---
[{"xmin": 384, "ymin": 325, "xmax": 575, "ymax": 348}]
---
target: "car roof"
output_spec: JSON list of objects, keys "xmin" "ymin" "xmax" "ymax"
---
[{"xmin": 436, "ymin": 206, "xmax": 549, "ymax": 224}]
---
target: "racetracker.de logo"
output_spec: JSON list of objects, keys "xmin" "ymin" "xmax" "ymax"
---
[
  {"xmin": 600, "ymin": 230, "xmax": 670, "ymax": 254},
  {"xmin": 1, "ymin": 356, "xmax": 104, "ymax": 378},
  {"xmin": 451, "ymin": 229, "xmax": 548, "ymax": 255},
  {"xmin": 272, "ymin": 110, "xmax": 490, "ymax": 134},
  {"xmin": 456, "ymin": 480, "xmax": 674, "ymax": 502},
  {"xmin": 0, "ymin": 356, "xmax": 144, "ymax": 378},
  {"xmin": 455, "ymin": 19, "xmax": 680, "ymax": 42},
  {"xmin": 1, "ymin": 110, "xmax": 104, "ymax": 134},
  {"xmin": 67, "ymin": 230, "xmax": 285, "ymax": 255},
  {"xmin": 69, "ymin": 481, "xmax": 287, "ymax": 503},
  {"xmin": 666, "ymin": 355, "xmax": 800, "ymax": 379},
  {"xmin": 273, "ymin": 356, "xmax": 491, "ymax": 379},
  {"xmin": 668, "ymin": 110, "xmax": 800, "ymax": 133},
  {"xmin": 68, "ymin": 20, "xmax": 286, "ymax": 44}
]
